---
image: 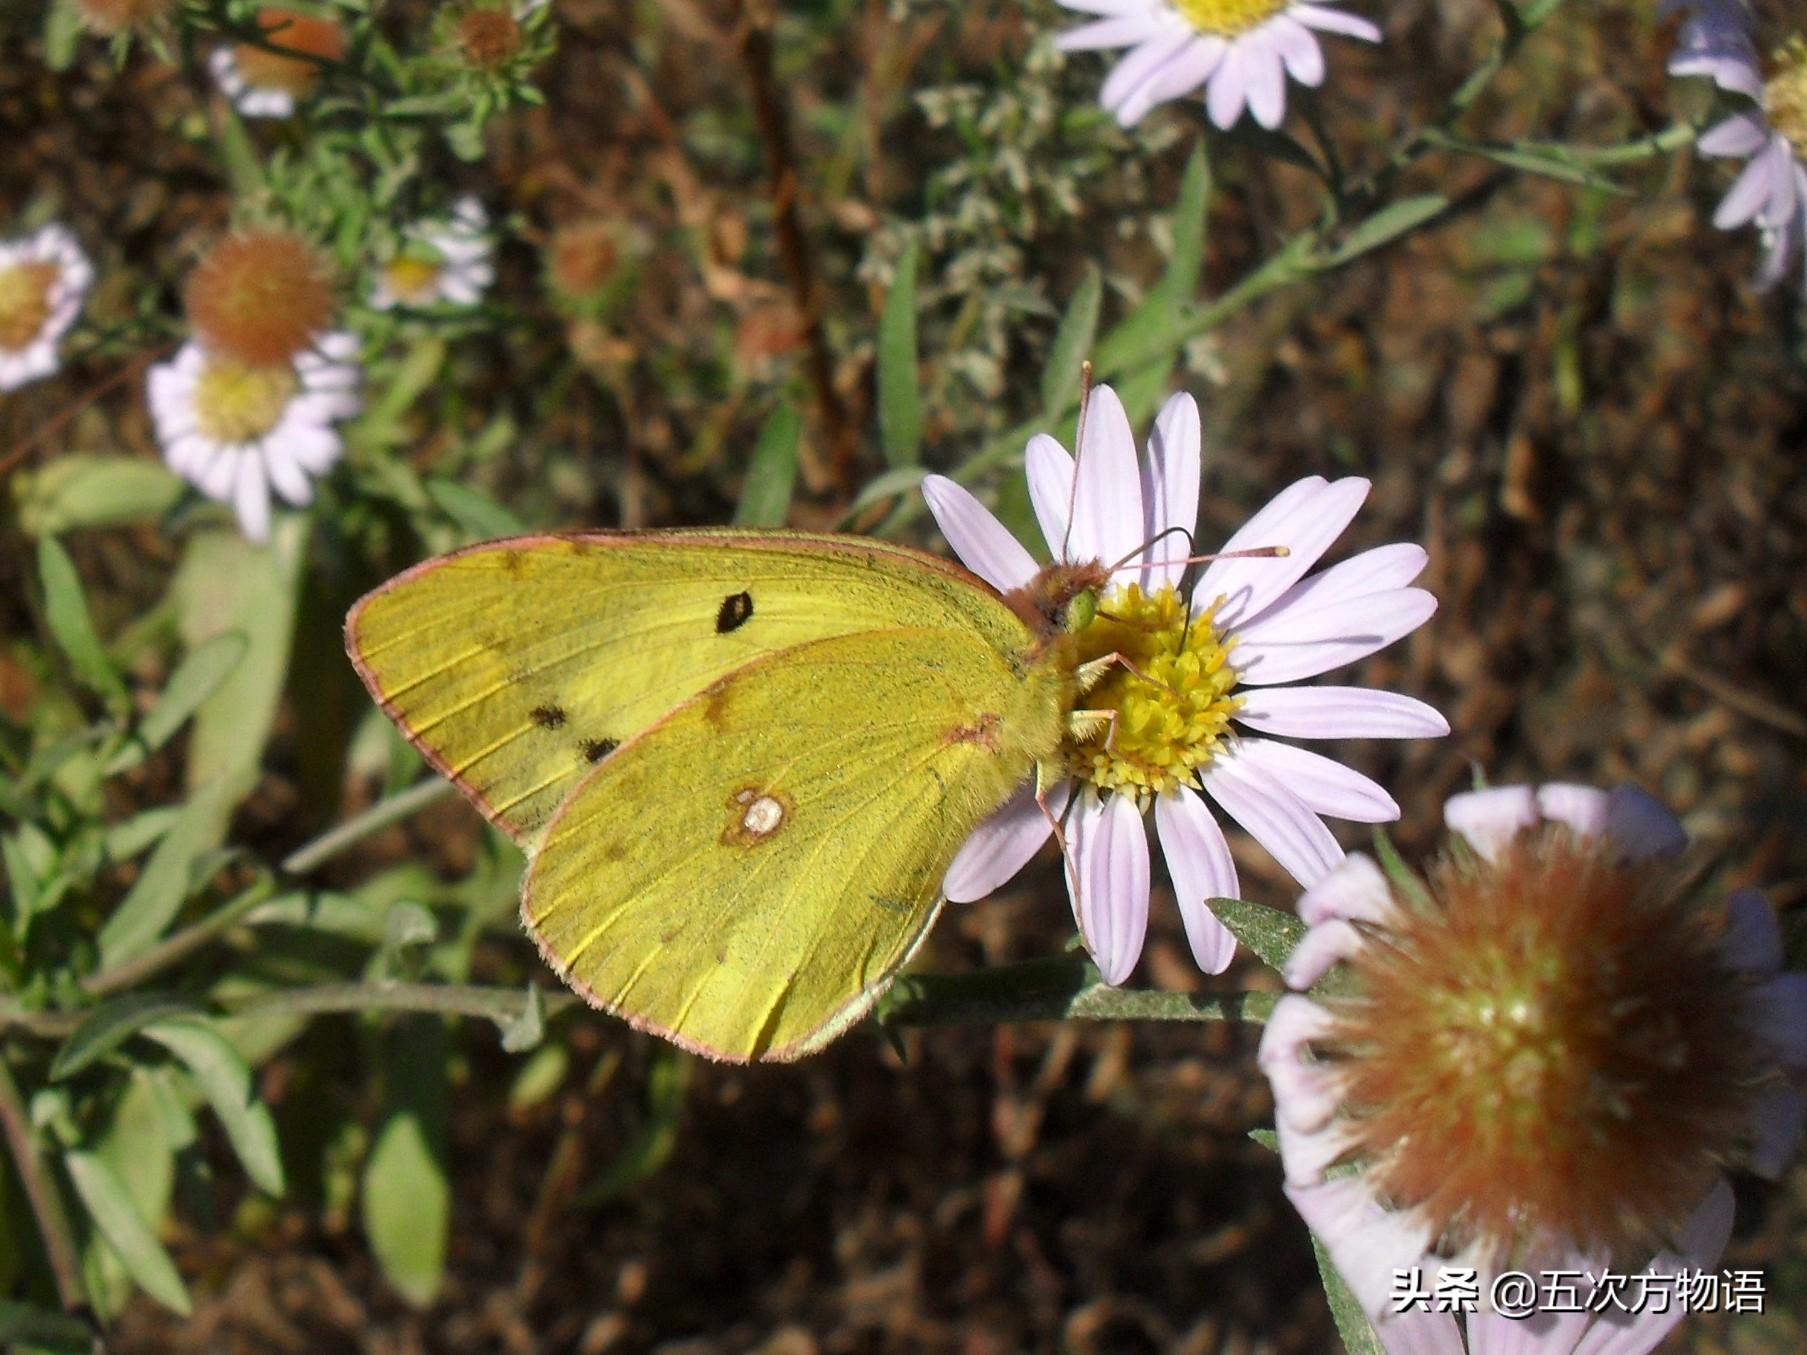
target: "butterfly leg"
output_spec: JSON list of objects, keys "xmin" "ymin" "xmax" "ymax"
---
[
  {"xmin": 1073, "ymin": 650, "xmax": 1176, "ymax": 699},
  {"xmin": 1066, "ymin": 706, "xmax": 1118, "ymax": 753},
  {"xmin": 1033, "ymin": 765, "xmax": 1085, "ymax": 920}
]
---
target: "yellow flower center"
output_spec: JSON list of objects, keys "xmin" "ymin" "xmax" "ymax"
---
[
  {"xmin": 1767, "ymin": 36, "xmax": 1807, "ymax": 156},
  {"xmin": 383, "ymin": 255, "xmax": 445, "ymax": 303},
  {"xmin": 0, "ymin": 261, "xmax": 58, "ymax": 353},
  {"xmin": 1172, "ymin": 0, "xmax": 1289, "ymax": 38},
  {"xmin": 1067, "ymin": 582, "xmax": 1241, "ymax": 799},
  {"xmin": 194, "ymin": 358, "xmax": 298, "ymax": 443}
]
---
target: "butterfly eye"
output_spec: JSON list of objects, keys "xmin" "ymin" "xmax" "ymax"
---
[{"xmin": 1064, "ymin": 590, "xmax": 1098, "ymax": 632}]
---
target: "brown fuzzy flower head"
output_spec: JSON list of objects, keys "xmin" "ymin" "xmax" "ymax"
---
[
  {"xmin": 72, "ymin": 0, "xmax": 173, "ymax": 33},
  {"xmin": 185, "ymin": 229, "xmax": 335, "ymax": 366},
  {"xmin": 546, "ymin": 220, "xmax": 619, "ymax": 298},
  {"xmin": 1315, "ymin": 828, "xmax": 1768, "ymax": 1271},
  {"xmin": 456, "ymin": 7, "xmax": 523, "ymax": 70},
  {"xmin": 234, "ymin": 7, "xmax": 347, "ymax": 98}
]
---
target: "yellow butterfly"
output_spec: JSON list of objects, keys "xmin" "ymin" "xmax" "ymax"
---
[{"xmin": 345, "ymin": 529, "xmax": 1109, "ymax": 1061}]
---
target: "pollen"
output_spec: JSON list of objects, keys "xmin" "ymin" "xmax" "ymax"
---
[
  {"xmin": 1067, "ymin": 583, "xmax": 1241, "ymax": 799},
  {"xmin": 185, "ymin": 229, "xmax": 335, "ymax": 366},
  {"xmin": 1766, "ymin": 36, "xmax": 1807, "ymax": 156},
  {"xmin": 1171, "ymin": 0, "xmax": 1288, "ymax": 37},
  {"xmin": 1311, "ymin": 829, "xmax": 1767, "ymax": 1270},
  {"xmin": 0, "ymin": 261, "xmax": 59, "ymax": 353},
  {"xmin": 234, "ymin": 7, "xmax": 346, "ymax": 97},
  {"xmin": 193, "ymin": 358, "xmax": 298, "ymax": 444}
]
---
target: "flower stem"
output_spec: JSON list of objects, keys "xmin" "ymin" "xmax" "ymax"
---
[
  {"xmin": 877, "ymin": 955, "xmax": 1275, "ymax": 1030},
  {"xmin": 0, "ymin": 1057, "xmax": 89, "ymax": 1317}
]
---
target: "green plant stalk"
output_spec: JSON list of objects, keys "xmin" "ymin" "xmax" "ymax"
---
[
  {"xmin": 279, "ymin": 778, "xmax": 453, "ymax": 876},
  {"xmin": 81, "ymin": 878, "xmax": 277, "ymax": 1001},
  {"xmin": 0, "ymin": 1057, "xmax": 88, "ymax": 1316}
]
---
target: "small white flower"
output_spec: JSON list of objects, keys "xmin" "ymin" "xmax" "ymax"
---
[
  {"xmin": 210, "ymin": 46, "xmax": 299, "ymax": 118},
  {"xmin": 923, "ymin": 385, "xmax": 1445, "ymax": 983},
  {"xmin": 0, "ymin": 225, "xmax": 93, "ymax": 393},
  {"xmin": 1260, "ymin": 784, "xmax": 1807, "ymax": 1347},
  {"xmin": 1677, "ymin": 30, "xmax": 1807, "ymax": 292},
  {"xmin": 148, "ymin": 332, "xmax": 361, "ymax": 544},
  {"xmin": 208, "ymin": 11, "xmax": 345, "ymax": 119},
  {"xmin": 1052, "ymin": 0, "xmax": 1380, "ymax": 130},
  {"xmin": 369, "ymin": 197, "xmax": 496, "ymax": 311}
]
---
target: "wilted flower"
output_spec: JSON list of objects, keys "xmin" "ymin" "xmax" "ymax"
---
[
  {"xmin": 1260, "ymin": 784, "xmax": 1805, "ymax": 1348},
  {"xmin": 210, "ymin": 7, "xmax": 347, "ymax": 119},
  {"xmin": 370, "ymin": 198, "xmax": 495, "ymax": 310},
  {"xmin": 923, "ymin": 385, "xmax": 1444, "ymax": 982},
  {"xmin": 0, "ymin": 225, "xmax": 93, "ymax": 393},
  {"xmin": 148, "ymin": 334, "xmax": 361, "ymax": 544},
  {"xmin": 1052, "ymin": 0, "xmax": 1380, "ymax": 129}
]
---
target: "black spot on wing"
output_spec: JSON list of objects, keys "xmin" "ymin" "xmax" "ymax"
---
[
  {"xmin": 580, "ymin": 737, "xmax": 618, "ymax": 763},
  {"xmin": 531, "ymin": 704, "xmax": 567, "ymax": 729},
  {"xmin": 715, "ymin": 590, "xmax": 754, "ymax": 633}
]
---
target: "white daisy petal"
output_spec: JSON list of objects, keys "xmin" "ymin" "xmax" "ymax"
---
[
  {"xmin": 1283, "ymin": 1177, "xmax": 1436, "ymax": 1319},
  {"xmin": 232, "ymin": 451, "xmax": 273, "ymax": 544},
  {"xmin": 1443, "ymin": 785, "xmax": 1539, "ymax": 862},
  {"xmin": 1467, "ymin": 1309, "xmax": 1593, "ymax": 1355},
  {"xmin": 1568, "ymin": 1183, "xmax": 1734, "ymax": 1355},
  {"xmin": 1533, "ymin": 782, "xmax": 1610, "ymax": 840},
  {"xmin": 1205, "ymin": 41, "xmax": 1253, "ymax": 128},
  {"xmin": 1100, "ymin": 31, "xmax": 1195, "ymax": 113},
  {"xmin": 1116, "ymin": 36, "xmax": 1228, "ymax": 127},
  {"xmin": 1055, "ymin": 0, "xmax": 1162, "ymax": 16},
  {"xmin": 1230, "ymin": 588, "xmax": 1438, "ymax": 685},
  {"xmin": 1231, "ymin": 739, "xmax": 1399, "ymax": 823},
  {"xmin": 1069, "ymin": 384, "xmax": 1145, "ymax": 566},
  {"xmin": 1244, "ymin": 35, "xmax": 1288, "ymax": 129},
  {"xmin": 1025, "ymin": 433, "xmax": 1077, "ymax": 559},
  {"xmin": 1140, "ymin": 391, "xmax": 1202, "ymax": 589},
  {"xmin": 1068, "ymin": 790, "xmax": 1150, "ymax": 985},
  {"xmin": 1375, "ymin": 1312, "xmax": 1467, "ymax": 1355},
  {"xmin": 1271, "ymin": 16, "xmax": 1325, "ymax": 86},
  {"xmin": 1292, "ymin": 4, "xmax": 1381, "ymax": 41},
  {"xmin": 944, "ymin": 779, "xmax": 1068, "ymax": 902},
  {"xmin": 263, "ymin": 439, "xmax": 316, "ymax": 506},
  {"xmin": 1216, "ymin": 476, "xmax": 1371, "ymax": 628},
  {"xmin": 921, "ymin": 475, "xmax": 1039, "ymax": 592},
  {"xmin": 1225, "ymin": 542, "xmax": 1427, "ymax": 635},
  {"xmin": 1200, "ymin": 751, "xmax": 1344, "ymax": 887},
  {"xmin": 1295, "ymin": 852, "xmax": 1395, "ymax": 927},
  {"xmin": 1154, "ymin": 786, "xmax": 1239, "ymax": 973},
  {"xmin": 1055, "ymin": 12, "xmax": 1175, "ymax": 51},
  {"xmin": 1234, "ymin": 686, "xmax": 1447, "ymax": 741}
]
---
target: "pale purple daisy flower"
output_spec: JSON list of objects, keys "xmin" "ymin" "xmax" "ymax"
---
[
  {"xmin": 1663, "ymin": 0, "xmax": 1762, "ymax": 98},
  {"xmin": 922, "ymin": 385, "xmax": 1445, "ymax": 984},
  {"xmin": 0, "ymin": 224, "xmax": 93, "ymax": 392},
  {"xmin": 1260, "ymin": 784, "xmax": 1806, "ymax": 1347},
  {"xmin": 369, "ymin": 197, "xmax": 496, "ymax": 311},
  {"xmin": 1052, "ymin": 0, "xmax": 1380, "ymax": 130},
  {"xmin": 148, "ymin": 332, "xmax": 362, "ymax": 543}
]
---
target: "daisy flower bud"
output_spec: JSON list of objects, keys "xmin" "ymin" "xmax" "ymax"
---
[
  {"xmin": 456, "ymin": 6, "xmax": 524, "ymax": 70},
  {"xmin": 1051, "ymin": 0, "xmax": 1380, "ymax": 130},
  {"xmin": 209, "ymin": 7, "xmax": 348, "ymax": 119},
  {"xmin": 369, "ymin": 198, "xmax": 495, "ymax": 311},
  {"xmin": 147, "ymin": 333, "xmax": 361, "ymax": 546},
  {"xmin": 0, "ymin": 225, "xmax": 93, "ymax": 393},
  {"xmin": 184, "ymin": 228, "xmax": 337, "ymax": 367},
  {"xmin": 1260, "ymin": 784, "xmax": 1805, "ymax": 1349},
  {"xmin": 923, "ymin": 385, "xmax": 1447, "ymax": 984}
]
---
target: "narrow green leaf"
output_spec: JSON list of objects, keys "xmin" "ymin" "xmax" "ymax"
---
[
  {"xmin": 876, "ymin": 244, "xmax": 923, "ymax": 467},
  {"xmin": 143, "ymin": 1020, "xmax": 285, "ymax": 1196},
  {"xmin": 733, "ymin": 404, "xmax": 802, "ymax": 528},
  {"xmin": 1039, "ymin": 263, "xmax": 1102, "ymax": 419},
  {"xmin": 1425, "ymin": 134, "xmax": 1628, "ymax": 193},
  {"xmin": 2, "ymin": 823, "xmax": 54, "ymax": 926},
  {"xmin": 51, "ymin": 995, "xmax": 205, "ymax": 1082},
  {"xmin": 104, "ymin": 633, "xmax": 247, "ymax": 777},
  {"xmin": 63, "ymin": 1151, "xmax": 191, "ymax": 1316},
  {"xmin": 42, "ymin": 2, "xmax": 83, "ymax": 71},
  {"xmin": 13, "ymin": 455, "xmax": 185, "ymax": 536},
  {"xmin": 1220, "ymin": 121, "xmax": 1326, "ymax": 176},
  {"xmin": 213, "ymin": 106, "xmax": 267, "ymax": 198},
  {"xmin": 102, "ymin": 807, "xmax": 180, "ymax": 863},
  {"xmin": 1206, "ymin": 896, "xmax": 1306, "ymax": 972},
  {"xmin": 96, "ymin": 778, "xmax": 237, "ymax": 967},
  {"xmin": 1320, "ymin": 195, "xmax": 1450, "ymax": 268},
  {"xmin": 1371, "ymin": 828, "xmax": 1433, "ymax": 911},
  {"xmin": 1161, "ymin": 143, "xmax": 1212, "ymax": 305},
  {"xmin": 507, "ymin": 1042, "xmax": 569, "ymax": 1111},
  {"xmin": 38, "ymin": 539, "xmax": 127, "ymax": 710},
  {"xmin": 425, "ymin": 479, "xmax": 527, "ymax": 540},
  {"xmin": 363, "ymin": 1019, "xmax": 450, "ymax": 1307},
  {"xmin": 0, "ymin": 1299, "xmax": 94, "ymax": 1352},
  {"xmin": 1312, "ymin": 1234, "xmax": 1387, "ymax": 1355},
  {"xmin": 846, "ymin": 465, "xmax": 929, "ymax": 516}
]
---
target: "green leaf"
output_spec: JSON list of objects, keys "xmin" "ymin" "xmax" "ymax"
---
[
  {"xmin": 362, "ymin": 1018, "xmax": 449, "ymax": 1307},
  {"xmin": 102, "ymin": 807, "xmax": 181, "ymax": 862},
  {"xmin": 0, "ymin": 1299, "xmax": 94, "ymax": 1352},
  {"xmin": 1206, "ymin": 896, "xmax": 1306, "ymax": 972},
  {"xmin": 877, "ymin": 244, "xmax": 923, "ymax": 468},
  {"xmin": 42, "ymin": 2, "xmax": 83, "ymax": 71},
  {"xmin": 64, "ymin": 1151, "xmax": 190, "ymax": 1316},
  {"xmin": 104, "ymin": 633, "xmax": 247, "ymax": 776},
  {"xmin": 846, "ymin": 465, "xmax": 929, "ymax": 516},
  {"xmin": 1311, "ymin": 1234, "xmax": 1387, "ymax": 1355},
  {"xmin": 425, "ymin": 479, "xmax": 527, "ymax": 541},
  {"xmin": 733, "ymin": 404, "xmax": 802, "ymax": 528},
  {"xmin": 1371, "ymin": 828, "xmax": 1433, "ymax": 911},
  {"xmin": 498, "ymin": 984, "xmax": 545, "ymax": 1054},
  {"xmin": 1320, "ymin": 196, "xmax": 1450, "ymax": 268},
  {"xmin": 143, "ymin": 1019, "xmax": 285, "ymax": 1196},
  {"xmin": 13, "ymin": 456, "xmax": 185, "ymax": 536},
  {"xmin": 1160, "ymin": 143, "xmax": 1212, "ymax": 305},
  {"xmin": 1039, "ymin": 263, "xmax": 1102, "ymax": 420},
  {"xmin": 576, "ymin": 1046, "xmax": 689, "ymax": 1208},
  {"xmin": 51, "ymin": 994, "xmax": 205, "ymax": 1082},
  {"xmin": 507, "ymin": 1042, "xmax": 568, "ymax": 1111},
  {"xmin": 38, "ymin": 539, "xmax": 128, "ymax": 711},
  {"xmin": 96, "ymin": 777, "xmax": 237, "ymax": 967},
  {"xmin": 1220, "ymin": 121, "xmax": 1325, "ymax": 176},
  {"xmin": 3, "ymin": 822, "xmax": 56, "ymax": 927},
  {"xmin": 1424, "ymin": 133, "xmax": 1629, "ymax": 193}
]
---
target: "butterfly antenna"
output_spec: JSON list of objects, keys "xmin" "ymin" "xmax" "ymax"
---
[{"xmin": 1060, "ymin": 361, "xmax": 1094, "ymax": 563}]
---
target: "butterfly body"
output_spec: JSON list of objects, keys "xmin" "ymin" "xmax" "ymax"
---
[{"xmin": 345, "ymin": 529, "xmax": 1096, "ymax": 1061}]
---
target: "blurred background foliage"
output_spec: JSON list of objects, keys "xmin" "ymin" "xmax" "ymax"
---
[{"xmin": 0, "ymin": 0, "xmax": 1805, "ymax": 1350}]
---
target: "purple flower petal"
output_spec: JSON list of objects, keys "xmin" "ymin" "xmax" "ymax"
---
[
  {"xmin": 1296, "ymin": 853, "xmax": 1395, "ymax": 927},
  {"xmin": 1376, "ymin": 1311, "xmax": 1467, "ymax": 1355},
  {"xmin": 1114, "ymin": 35, "xmax": 1228, "ymax": 127},
  {"xmin": 1283, "ymin": 1177, "xmax": 1435, "ymax": 1320},
  {"xmin": 921, "ymin": 475, "xmax": 1039, "ymax": 592},
  {"xmin": 1069, "ymin": 384, "xmax": 1145, "ymax": 567},
  {"xmin": 1602, "ymin": 785, "xmax": 1687, "ymax": 860},
  {"xmin": 1067, "ymin": 791, "xmax": 1150, "ymax": 985},
  {"xmin": 1153, "ymin": 786, "xmax": 1239, "ymax": 973},
  {"xmin": 1234, "ymin": 686, "xmax": 1448, "ymax": 741},
  {"xmin": 1200, "ymin": 751, "xmax": 1344, "ymax": 887},
  {"xmin": 1569, "ymin": 1182, "xmax": 1734, "ymax": 1355},
  {"xmin": 1748, "ymin": 1084, "xmax": 1806, "ymax": 1180},
  {"xmin": 1054, "ymin": 12, "xmax": 1175, "ymax": 51},
  {"xmin": 944, "ymin": 779, "xmax": 1067, "ymax": 902},
  {"xmin": 1466, "ymin": 1308, "xmax": 1593, "ymax": 1355},
  {"xmin": 1721, "ymin": 887, "xmax": 1782, "ymax": 977}
]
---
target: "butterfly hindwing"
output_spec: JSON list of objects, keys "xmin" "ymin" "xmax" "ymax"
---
[
  {"xmin": 345, "ymin": 531, "xmax": 1028, "ymax": 844},
  {"xmin": 521, "ymin": 627, "xmax": 1041, "ymax": 1062}
]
